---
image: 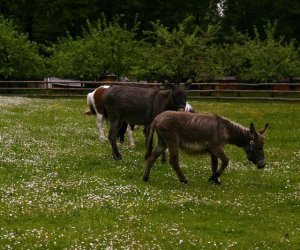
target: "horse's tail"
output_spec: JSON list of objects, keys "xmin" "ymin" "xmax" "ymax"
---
[
  {"xmin": 85, "ymin": 92, "xmax": 96, "ymax": 115},
  {"xmin": 145, "ymin": 122, "xmax": 155, "ymax": 160}
]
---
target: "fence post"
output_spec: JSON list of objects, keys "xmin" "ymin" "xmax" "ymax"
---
[
  {"xmin": 45, "ymin": 78, "xmax": 49, "ymax": 96},
  {"xmin": 215, "ymin": 83, "xmax": 220, "ymax": 98}
]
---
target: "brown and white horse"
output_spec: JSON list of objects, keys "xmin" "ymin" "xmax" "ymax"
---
[
  {"xmin": 85, "ymin": 85, "xmax": 135, "ymax": 146},
  {"xmin": 144, "ymin": 111, "xmax": 268, "ymax": 184}
]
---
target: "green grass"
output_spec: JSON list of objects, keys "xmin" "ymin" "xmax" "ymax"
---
[{"xmin": 0, "ymin": 96, "xmax": 299, "ymax": 249}]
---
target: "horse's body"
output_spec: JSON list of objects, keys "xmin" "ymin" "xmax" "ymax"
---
[
  {"xmin": 86, "ymin": 85, "xmax": 135, "ymax": 146},
  {"xmin": 144, "ymin": 111, "xmax": 268, "ymax": 184},
  {"xmin": 103, "ymin": 82, "xmax": 192, "ymax": 159}
]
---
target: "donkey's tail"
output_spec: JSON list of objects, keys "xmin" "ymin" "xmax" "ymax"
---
[
  {"xmin": 145, "ymin": 122, "xmax": 155, "ymax": 160},
  {"xmin": 85, "ymin": 92, "xmax": 96, "ymax": 115}
]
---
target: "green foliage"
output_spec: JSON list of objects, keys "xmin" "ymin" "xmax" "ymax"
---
[
  {"xmin": 241, "ymin": 24, "xmax": 300, "ymax": 82},
  {"xmin": 192, "ymin": 24, "xmax": 225, "ymax": 81},
  {"xmin": 221, "ymin": 23, "xmax": 300, "ymax": 82},
  {"xmin": 222, "ymin": 0, "xmax": 300, "ymax": 42},
  {"xmin": 0, "ymin": 97, "xmax": 299, "ymax": 248},
  {"xmin": 0, "ymin": 16, "xmax": 44, "ymax": 80},
  {"xmin": 1, "ymin": 13, "xmax": 300, "ymax": 83},
  {"xmin": 47, "ymin": 17, "xmax": 140, "ymax": 80},
  {"xmin": 132, "ymin": 16, "xmax": 201, "ymax": 81}
]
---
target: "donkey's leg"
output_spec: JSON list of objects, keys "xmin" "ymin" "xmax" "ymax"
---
[
  {"xmin": 108, "ymin": 120, "xmax": 123, "ymax": 160},
  {"xmin": 96, "ymin": 113, "xmax": 106, "ymax": 141},
  {"xmin": 209, "ymin": 147, "xmax": 229, "ymax": 184},
  {"xmin": 208, "ymin": 154, "xmax": 220, "ymax": 184},
  {"xmin": 118, "ymin": 122, "xmax": 128, "ymax": 144},
  {"xmin": 143, "ymin": 142, "xmax": 166, "ymax": 182},
  {"xmin": 216, "ymin": 151, "xmax": 229, "ymax": 178},
  {"xmin": 161, "ymin": 149, "xmax": 167, "ymax": 163},
  {"xmin": 168, "ymin": 144, "xmax": 188, "ymax": 184}
]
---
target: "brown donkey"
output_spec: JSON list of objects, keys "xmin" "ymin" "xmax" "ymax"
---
[{"xmin": 144, "ymin": 111, "xmax": 268, "ymax": 184}]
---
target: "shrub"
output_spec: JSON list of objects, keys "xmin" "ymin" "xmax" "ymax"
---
[
  {"xmin": 222, "ymin": 23, "xmax": 300, "ymax": 82},
  {"xmin": 135, "ymin": 16, "xmax": 201, "ymax": 82},
  {"xmin": 0, "ymin": 16, "xmax": 44, "ymax": 80},
  {"xmin": 47, "ymin": 17, "xmax": 141, "ymax": 80}
]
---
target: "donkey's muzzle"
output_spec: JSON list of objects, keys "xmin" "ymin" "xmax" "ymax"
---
[{"xmin": 256, "ymin": 160, "xmax": 265, "ymax": 169}]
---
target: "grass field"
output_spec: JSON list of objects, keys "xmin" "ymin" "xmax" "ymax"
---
[{"xmin": 0, "ymin": 96, "xmax": 299, "ymax": 249}]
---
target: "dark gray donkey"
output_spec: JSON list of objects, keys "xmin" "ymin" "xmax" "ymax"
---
[
  {"xmin": 103, "ymin": 81, "xmax": 192, "ymax": 160},
  {"xmin": 144, "ymin": 111, "xmax": 269, "ymax": 184}
]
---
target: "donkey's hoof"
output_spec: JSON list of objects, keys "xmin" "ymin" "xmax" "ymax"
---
[
  {"xmin": 208, "ymin": 176, "xmax": 221, "ymax": 185},
  {"xmin": 113, "ymin": 155, "xmax": 122, "ymax": 160},
  {"xmin": 180, "ymin": 178, "xmax": 188, "ymax": 184},
  {"xmin": 143, "ymin": 176, "xmax": 149, "ymax": 182},
  {"xmin": 161, "ymin": 157, "xmax": 167, "ymax": 164}
]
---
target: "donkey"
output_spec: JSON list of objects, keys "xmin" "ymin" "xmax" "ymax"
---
[
  {"xmin": 103, "ymin": 81, "xmax": 192, "ymax": 160},
  {"xmin": 143, "ymin": 111, "xmax": 268, "ymax": 184},
  {"xmin": 85, "ymin": 85, "xmax": 135, "ymax": 146},
  {"xmin": 116, "ymin": 101, "xmax": 194, "ymax": 146}
]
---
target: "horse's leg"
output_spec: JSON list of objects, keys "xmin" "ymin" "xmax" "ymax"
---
[
  {"xmin": 127, "ymin": 124, "xmax": 135, "ymax": 147},
  {"xmin": 96, "ymin": 113, "xmax": 106, "ymax": 141},
  {"xmin": 108, "ymin": 120, "xmax": 123, "ymax": 160},
  {"xmin": 143, "ymin": 141, "xmax": 166, "ymax": 182},
  {"xmin": 168, "ymin": 142, "xmax": 188, "ymax": 184}
]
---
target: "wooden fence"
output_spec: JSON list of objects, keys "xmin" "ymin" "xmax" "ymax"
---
[{"xmin": 1, "ymin": 80, "xmax": 300, "ymax": 101}]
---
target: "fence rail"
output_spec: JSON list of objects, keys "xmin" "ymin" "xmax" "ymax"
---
[{"xmin": 1, "ymin": 80, "xmax": 300, "ymax": 101}]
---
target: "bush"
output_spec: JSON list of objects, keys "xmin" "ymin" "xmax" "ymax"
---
[
  {"xmin": 0, "ymin": 16, "xmax": 44, "ymax": 80},
  {"xmin": 47, "ymin": 17, "xmax": 141, "ymax": 80},
  {"xmin": 222, "ymin": 23, "xmax": 300, "ymax": 82},
  {"xmin": 133, "ymin": 16, "xmax": 201, "ymax": 82}
]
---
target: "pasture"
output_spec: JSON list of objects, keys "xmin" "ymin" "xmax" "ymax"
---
[{"xmin": 0, "ymin": 96, "xmax": 299, "ymax": 249}]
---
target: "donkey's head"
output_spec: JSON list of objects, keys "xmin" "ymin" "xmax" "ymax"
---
[
  {"xmin": 163, "ymin": 79, "xmax": 192, "ymax": 111},
  {"xmin": 245, "ymin": 123, "xmax": 269, "ymax": 169}
]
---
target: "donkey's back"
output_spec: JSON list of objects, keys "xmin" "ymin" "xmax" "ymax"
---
[
  {"xmin": 103, "ymin": 85, "xmax": 158, "ymax": 125},
  {"xmin": 144, "ymin": 110, "xmax": 268, "ymax": 184},
  {"xmin": 151, "ymin": 111, "xmax": 229, "ymax": 153}
]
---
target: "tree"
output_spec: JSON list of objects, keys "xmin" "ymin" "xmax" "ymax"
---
[
  {"xmin": 131, "ymin": 16, "xmax": 202, "ymax": 82},
  {"xmin": 221, "ymin": 23, "xmax": 300, "ymax": 82},
  {"xmin": 0, "ymin": 16, "xmax": 44, "ymax": 80},
  {"xmin": 47, "ymin": 17, "xmax": 141, "ymax": 80},
  {"xmin": 222, "ymin": 0, "xmax": 300, "ymax": 42},
  {"xmin": 0, "ymin": 0, "xmax": 220, "ymax": 43}
]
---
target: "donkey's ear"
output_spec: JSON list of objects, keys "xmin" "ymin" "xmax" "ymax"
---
[
  {"xmin": 184, "ymin": 78, "xmax": 193, "ymax": 89},
  {"xmin": 250, "ymin": 122, "xmax": 256, "ymax": 136},
  {"xmin": 258, "ymin": 123, "xmax": 269, "ymax": 135},
  {"xmin": 162, "ymin": 81, "xmax": 172, "ymax": 89}
]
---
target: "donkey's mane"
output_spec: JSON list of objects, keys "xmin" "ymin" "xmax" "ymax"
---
[{"xmin": 219, "ymin": 116, "xmax": 251, "ymax": 147}]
